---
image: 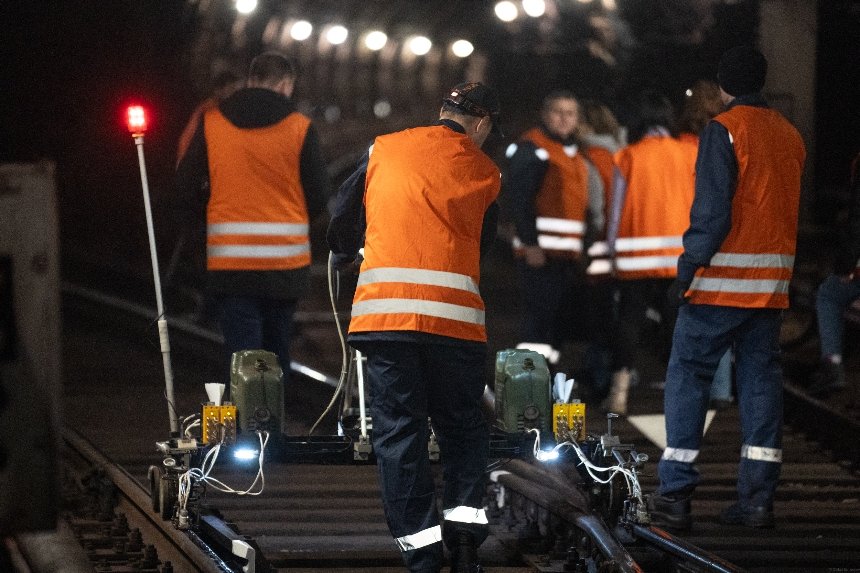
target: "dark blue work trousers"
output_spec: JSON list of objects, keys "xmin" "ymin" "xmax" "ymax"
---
[
  {"xmin": 356, "ymin": 339, "xmax": 489, "ymax": 573},
  {"xmin": 215, "ymin": 295, "xmax": 297, "ymax": 385},
  {"xmin": 658, "ymin": 304, "xmax": 783, "ymax": 509}
]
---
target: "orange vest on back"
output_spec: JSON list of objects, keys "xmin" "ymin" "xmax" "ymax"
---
[
  {"xmin": 514, "ymin": 128, "xmax": 589, "ymax": 258},
  {"xmin": 687, "ymin": 106, "xmax": 806, "ymax": 308},
  {"xmin": 613, "ymin": 134, "xmax": 695, "ymax": 279},
  {"xmin": 349, "ymin": 126, "xmax": 500, "ymax": 342},
  {"xmin": 204, "ymin": 109, "xmax": 311, "ymax": 271}
]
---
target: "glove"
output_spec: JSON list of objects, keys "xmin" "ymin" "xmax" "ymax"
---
[{"xmin": 667, "ymin": 277, "xmax": 692, "ymax": 309}]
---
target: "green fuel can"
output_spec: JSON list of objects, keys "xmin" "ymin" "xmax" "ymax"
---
[
  {"xmin": 493, "ymin": 349, "xmax": 552, "ymax": 436},
  {"xmin": 229, "ymin": 350, "xmax": 285, "ymax": 436}
]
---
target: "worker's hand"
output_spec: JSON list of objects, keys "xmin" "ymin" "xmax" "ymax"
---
[
  {"xmin": 331, "ymin": 252, "xmax": 363, "ymax": 275},
  {"xmin": 667, "ymin": 277, "xmax": 692, "ymax": 309},
  {"xmin": 523, "ymin": 245, "xmax": 546, "ymax": 268}
]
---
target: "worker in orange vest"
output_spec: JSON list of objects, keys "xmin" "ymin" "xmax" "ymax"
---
[
  {"xmin": 649, "ymin": 46, "xmax": 806, "ymax": 531},
  {"xmin": 327, "ymin": 82, "xmax": 502, "ymax": 573},
  {"xmin": 175, "ymin": 52, "xmax": 329, "ymax": 391},
  {"xmin": 505, "ymin": 91, "xmax": 604, "ymax": 368},
  {"xmin": 605, "ymin": 91, "xmax": 695, "ymax": 414}
]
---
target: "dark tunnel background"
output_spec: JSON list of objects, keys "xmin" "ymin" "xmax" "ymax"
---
[{"xmin": 1, "ymin": 0, "xmax": 858, "ymax": 295}]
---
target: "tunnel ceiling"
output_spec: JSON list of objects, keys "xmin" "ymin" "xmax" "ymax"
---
[{"xmin": 181, "ymin": 0, "xmax": 756, "ymax": 165}]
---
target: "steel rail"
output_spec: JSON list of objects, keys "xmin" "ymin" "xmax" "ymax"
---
[{"xmin": 63, "ymin": 427, "xmax": 231, "ymax": 573}]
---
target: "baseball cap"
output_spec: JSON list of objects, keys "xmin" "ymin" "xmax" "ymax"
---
[{"xmin": 443, "ymin": 81, "xmax": 503, "ymax": 136}]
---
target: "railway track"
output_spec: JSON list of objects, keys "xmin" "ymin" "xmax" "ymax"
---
[{"xmin": 58, "ymin": 283, "xmax": 860, "ymax": 573}]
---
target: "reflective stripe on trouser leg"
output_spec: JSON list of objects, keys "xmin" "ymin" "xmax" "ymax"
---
[
  {"xmin": 443, "ymin": 506, "xmax": 488, "ymax": 525},
  {"xmin": 734, "ymin": 308, "xmax": 783, "ymax": 509},
  {"xmin": 395, "ymin": 525, "xmax": 442, "ymax": 551},
  {"xmin": 658, "ymin": 304, "xmax": 732, "ymax": 496},
  {"xmin": 360, "ymin": 341, "xmax": 443, "ymax": 572}
]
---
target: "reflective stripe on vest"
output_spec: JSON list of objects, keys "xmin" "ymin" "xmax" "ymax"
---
[
  {"xmin": 394, "ymin": 525, "xmax": 442, "ymax": 552},
  {"xmin": 207, "ymin": 222, "xmax": 310, "ymax": 260},
  {"xmin": 662, "ymin": 447, "xmax": 699, "ymax": 463},
  {"xmin": 357, "ymin": 267, "xmax": 480, "ymax": 295},
  {"xmin": 615, "ymin": 236, "xmax": 683, "ymax": 251},
  {"xmin": 586, "ymin": 240, "xmax": 611, "ymax": 276},
  {"xmin": 443, "ymin": 506, "xmax": 489, "ymax": 525},
  {"xmin": 209, "ymin": 222, "xmax": 309, "ymax": 236},
  {"xmin": 688, "ymin": 252, "xmax": 794, "ymax": 296},
  {"xmin": 741, "ymin": 444, "xmax": 782, "ymax": 463},
  {"xmin": 353, "ymin": 266, "xmax": 485, "ymax": 326},
  {"xmin": 613, "ymin": 236, "xmax": 683, "ymax": 273}
]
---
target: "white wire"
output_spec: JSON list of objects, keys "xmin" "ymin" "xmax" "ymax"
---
[
  {"xmin": 176, "ymin": 430, "xmax": 270, "ymax": 512},
  {"xmin": 180, "ymin": 413, "xmax": 200, "ymax": 436},
  {"xmin": 309, "ymin": 251, "xmax": 350, "ymax": 435},
  {"xmin": 184, "ymin": 420, "xmax": 201, "ymax": 438},
  {"xmin": 529, "ymin": 429, "xmax": 643, "ymax": 502}
]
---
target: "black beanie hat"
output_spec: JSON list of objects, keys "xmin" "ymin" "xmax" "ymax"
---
[{"xmin": 718, "ymin": 46, "xmax": 768, "ymax": 97}]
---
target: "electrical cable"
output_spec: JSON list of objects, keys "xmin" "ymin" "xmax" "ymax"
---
[
  {"xmin": 309, "ymin": 251, "xmax": 351, "ymax": 435},
  {"xmin": 177, "ymin": 430, "xmax": 270, "ymax": 512},
  {"xmin": 529, "ymin": 429, "xmax": 643, "ymax": 503}
]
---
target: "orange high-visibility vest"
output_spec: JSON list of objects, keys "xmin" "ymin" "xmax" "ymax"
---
[
  {"xmin": 687, "ymin": 106, "xmax": 806, "ymax": 308},
  {"xmin": 613, "ymin": 134, "xmax": 696, "ymax": 279},
  {"xmin": 204, "ymin": 109, "xmax": 311, "ymax": 271},
  {"xmin": 349, "ymin": 125, "xmax": 500, "ymax": 342},
  {"xmin": 513, "ymin": 128, "xmax": 589, "ymax": 258}
]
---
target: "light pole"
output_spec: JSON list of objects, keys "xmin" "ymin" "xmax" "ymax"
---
[{"xmin": 127, "ymin": 105, "xmax": 179, "ymax": 436}]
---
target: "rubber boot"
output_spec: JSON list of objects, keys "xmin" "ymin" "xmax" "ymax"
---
[{"xmin": 602, "ymin": 368, "xmax": 631, "ymax": 415}]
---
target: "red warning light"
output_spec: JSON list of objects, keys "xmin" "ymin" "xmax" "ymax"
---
[{"xmin": 126, "ymin": 105, "xmax": 148, "ymax": 135}]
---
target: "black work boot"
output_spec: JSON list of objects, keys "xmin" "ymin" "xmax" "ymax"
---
[
  {"xmin": 647, "ymin": 492, "xmax": 692, "ymax": 531},
  {"xmin": 719, "ymin": 502, "xmax": 775, "ymax": 528},
  {"xmin": 449, "ymin": 531, "xmax": 483, "ymax": 573}
]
